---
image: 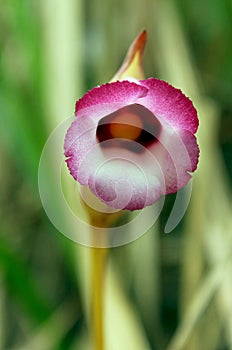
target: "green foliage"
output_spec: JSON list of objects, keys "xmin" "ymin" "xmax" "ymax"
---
[{"xmin": 0, "ymin": 232, "xmax": 51, "ymax": 324}]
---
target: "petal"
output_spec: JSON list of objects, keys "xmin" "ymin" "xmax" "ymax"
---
[
  {"xmin": 66, "ymin": 131, "xmax": 165, "ymax": 210},
  {"xmin": 149, "ymin": 126, "xmax": 199, "ymax": 194},
  {"xmin": 86, "ymin": 150, "xmax": 165, "ymax": 210},
  {"xmin": 89, "ymin": 159, "xmax": 162, "ymax": 210},
  {"xmin": 139, "ymin": 78, "xmax": 199, "ymax": 133},
  {"xmin": 75, "ymin": 80, "xmax": 148, "ymax": 117},
  {"xmin": 65, "ymin": 80, "xmax": 149, "ymax": 185}
]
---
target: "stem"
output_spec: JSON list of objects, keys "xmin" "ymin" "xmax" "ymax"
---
[{"xmin": 91, "ymin": 247, "xmax": 108, "ymax": 350}]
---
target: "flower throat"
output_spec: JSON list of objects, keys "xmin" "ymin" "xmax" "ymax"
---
[{"xmin": 96, "ymin": 103, "xmax": 161, "ymax": 152}]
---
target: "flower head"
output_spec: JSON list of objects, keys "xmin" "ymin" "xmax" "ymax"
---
[{"xmin": 64, "ymin": 31, "xmax": 199, "ymax": 211}]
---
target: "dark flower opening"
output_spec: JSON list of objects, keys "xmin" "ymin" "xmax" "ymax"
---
[{"xmin": 96, "ymin": 103, "xmax": 161, "ymax": 153}]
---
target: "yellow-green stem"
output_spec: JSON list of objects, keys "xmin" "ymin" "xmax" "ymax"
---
[{"xmin": 91, "ymin": 247, "xmax": 108, "ymax": 350}]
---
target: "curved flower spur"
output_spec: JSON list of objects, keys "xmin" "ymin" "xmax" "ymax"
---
[{"xmin": 64, "ymin": 31, "xmax": 199, "ymax": 211}]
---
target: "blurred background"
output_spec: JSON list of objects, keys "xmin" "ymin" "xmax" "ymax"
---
[{"xmin": 0, "ymin": 0, "xmax": 232, "ymax": 349}]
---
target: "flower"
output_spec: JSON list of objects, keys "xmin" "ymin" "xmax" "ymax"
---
[{"xmin": 64, "ymin": 31, "xmax": 199, "ymax": 211}]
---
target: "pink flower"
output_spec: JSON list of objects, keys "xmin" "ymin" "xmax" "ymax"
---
[{"xmin": 64, "ymin": 32, "xmax": 199, "ymax": 211}]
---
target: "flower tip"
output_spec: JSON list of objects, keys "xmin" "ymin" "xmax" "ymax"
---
[
  {"xmin": 135, "ymin": 29, "xmax": 147, "ymax": 53},
  {"xmin": 111, "ymin": 30, "xmax": 147, "ymax": 82}
]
